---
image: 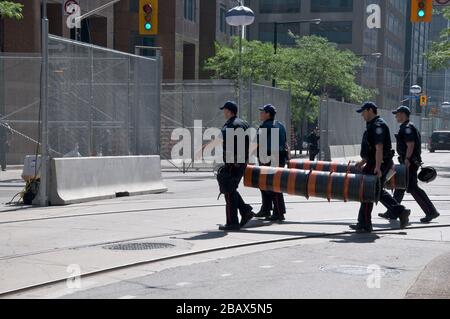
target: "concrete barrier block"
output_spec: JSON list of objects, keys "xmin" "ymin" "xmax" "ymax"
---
[
  {"xmin": 343, "ymin": 145, "xmax": 354, "ymax": 158},
  {"xmin": 330, "ymin": 146, "xmax": 345, "ymax": 158},
  {"xmin": 48, "ymin": 156, "xmax": 167, "ymax": 205}
]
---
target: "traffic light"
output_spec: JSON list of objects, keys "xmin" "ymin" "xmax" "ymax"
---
[
  {"xmin": 420, "ymin": 95, "xmax": 427, "ymax": 107},
  {"xmin": 411, "ymin": 0, "xmax": 433, "ymax": 23},
  {"xmin": 139, "ymin": 0, "xmax": 158, "ymax": 35}
]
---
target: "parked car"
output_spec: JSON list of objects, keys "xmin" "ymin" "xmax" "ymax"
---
[{"xmin": 429, "ymin": 131, "xmax": 450, "ymax": 153}]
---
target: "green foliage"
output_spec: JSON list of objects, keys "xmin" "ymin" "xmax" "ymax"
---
[
  {"xmin": 204, "ymin": 37, "xmax": 276, "ymax": 85},
  {"xmin": 426, "ymin": 7, "xmax": 450, "ymax": 71},
  {"xmin": 205, "ymin": 34, "xmax": 376, "ymax": 123},
  {"xmin": 204, "ymin": 35, "xmax": 375, "ymax": 125},
  {"xmin": 0, "ymin": 1, "xmax": 23, "ymax": 20},
  {"xmin": 275, "ymin": 35, "xmax": 376, "ymax": 122}
]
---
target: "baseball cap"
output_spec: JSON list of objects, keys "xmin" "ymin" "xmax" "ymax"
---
[
  {"xmin": 356, "ymin": 101, "xmax": 378, "ymax": 113},
  {"xmin": 220, "ymin": 101, "xmax": 238, "ymax": 114},
  {"xmin": 258, "ymin": 104, "xmax": 277, "ymax": 116},
  {"xmin": 392, "ymin": 105, "xmax": 411, "ymax": 116}
]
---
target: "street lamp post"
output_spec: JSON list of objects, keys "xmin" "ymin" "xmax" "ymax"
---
[
  {"xmin": 225, "ymin": 3, "xmax": 255, "ymax": 112},
  {"xmin": 272, "ymin": 19, "xmax": 321, "ymax": 87}
]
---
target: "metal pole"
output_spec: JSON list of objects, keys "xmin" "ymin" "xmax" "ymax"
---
[
  {"xmin": 272, "ymin": 22, "xmax": 278, "ymax": 88},
  {"xmin": 239, "ymin": 25, "xmax": 243, "ymax": 113},
  {"xmin": 88, "ymin": 44, "xmax": 93, "ymax": 155},
  {"xmin": 133, "ymin": 47, "xmax": 140, "ymax": 154},
  {"xmin": 248, "ymin": 77, "xmax": 253, "ymax": 125},
  {"xmin": 39, "ymin": 0, "xmax": 49, "ymax": 206},
  {"xmin": 156, "ymin": 49, "xmax": 162, "ymax": 155}
]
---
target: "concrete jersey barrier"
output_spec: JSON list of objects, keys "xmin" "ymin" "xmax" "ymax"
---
[{"xmin": 48, "ymin": 156, "xmax": 167, "ymax": 205}]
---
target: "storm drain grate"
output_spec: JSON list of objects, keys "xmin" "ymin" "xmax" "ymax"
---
[{"xmin": 103, "ymin": 242, "xmax": 175, "ymax": 251}]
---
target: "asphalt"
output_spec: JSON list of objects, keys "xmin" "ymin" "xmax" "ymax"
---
[{"xmin": 0, "ymin": 151, "xmax": 449, "ymax": 299}]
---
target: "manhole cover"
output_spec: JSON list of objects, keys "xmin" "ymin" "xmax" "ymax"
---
[
  {"xmin": 103, "ymin": 242, "xmax": 175, "ymax": 251},
  {"xmin": 319, "ymin": 265, "xmax": 401, "ymax": 276}
]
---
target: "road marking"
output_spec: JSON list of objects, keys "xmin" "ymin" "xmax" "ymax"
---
[
  {"xmin": 259, "ymin": 265, "xmax": 273, "ymax": 269},
  {"xmin": 176, "ymin": 282, "xmax": 191, "ymax": 287},
  {"xmin": 118, "ymin": 295, "xmax": 136, "ymax": 299},
  {"xmin": 221, "ymin": 273, "xmax": 232, "ymax": 277},
  {"xmin": 292, "ymin": 260, "xmax": 304, "ymax": 263}
]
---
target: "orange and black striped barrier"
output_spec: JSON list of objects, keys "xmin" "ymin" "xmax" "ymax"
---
[
  {"xmin": 288, "ymin": 160, "xmax": 408, "ymax": 190},
  {"xmin": 244, "ymin": 165, "xmax": 381, "ymax": 203}
]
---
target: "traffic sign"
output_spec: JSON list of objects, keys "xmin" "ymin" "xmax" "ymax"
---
[{"xmin": 64, "ymin": 0, "xmax": 79, "ymax": 14}]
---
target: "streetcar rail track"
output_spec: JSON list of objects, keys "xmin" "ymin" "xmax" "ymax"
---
[
  {"xmin": 1, "ymin": 223, "xmax": 449, "ymax": 298},
  {"xmin": 1, "ymin": 198, "xmax": 449, "ymax": 225}
]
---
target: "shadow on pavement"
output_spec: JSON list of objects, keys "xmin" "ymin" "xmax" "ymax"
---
[{"xmin": 183, "ymin": 231, "xmax": 228, "ymax": 240}]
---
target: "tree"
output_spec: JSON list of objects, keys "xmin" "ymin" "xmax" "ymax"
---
[
  {"xmin": 204, "ymin": 37, "xmax": 276, "ymax": 85},
  {"xmin": 0, "ymin": 1, "xmax": 23, "ymax": 20},
  {"xmin": 204, "ymin": 35, "xmax": 375, "ymax": 127},
  {"xmin": 275, "ymin": 35, "xmax": 375, "ymax": 123},
  {"xmin": 426, "ymin": 7, "xmax": 450, "ymax": 71}
]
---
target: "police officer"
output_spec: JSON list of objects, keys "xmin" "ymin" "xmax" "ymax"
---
[
  {"xmin": 351, "ymin": 102, "xmax": 410, "ymax": 233},
  {"xmin": 379, "ymin": 106, "xmax": 440, "ymax": 223},
  {"xmin": 254, "ymin": 104, "xmax": 288, "ymax": 222},
  {"xmin": 217, "ymin": 101, "xmax": 255, "ymax": 231},
  {"xmin": 307, "ymin": 127, "xmax": 320, "ymax": 161}
]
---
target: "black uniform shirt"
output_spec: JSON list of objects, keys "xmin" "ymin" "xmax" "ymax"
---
[
  {"xmin": 257, "ymin": 119, "xmax": 287, "ymax": 157},
  {"xmin": 307, "ymin": 132, "xmax": 320, "ymax": 150},
  {"xmin": 396, "ymin": 120, "xmax": 421, "ymax": 163},
  {"xmin": 360, "ymin": 116, "xmax": 393, "ymax": 164},
  {"xmin": 221, "ymin": 116, "xmax": 250, "ymax": 164}
]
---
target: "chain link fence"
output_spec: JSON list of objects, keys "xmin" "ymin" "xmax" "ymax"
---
[
  {"xmin": 319, "ymin": 99, "xmax": 426, "ymax": 160},
  {"xmin": 160, "ymin": 80, "xmax": 291, "ymax": 171},
  {"xmin": 0, "ymin": 35, "xmax": 160, "ymax": 166}
]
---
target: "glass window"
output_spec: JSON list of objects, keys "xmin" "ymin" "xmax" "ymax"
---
[
  {"xmin": 311, "ymin": 0, "xmax": 353, "ymax": 12},
  {"xmin": 260, "ymin": 0, "xmax": 301, "ymax": 14},
  {"xmin": 259, "ymin": 22, "xmax": 300, "ymax": 46},
  {"xmin": 310, "ymin": 21, "xmax": 353, "ymax": 44},
  {"xmin": 220, "ymin": 6, "xmax": 226, "ymax": 33},
  {"xmin": 184, "ymin": 0, "xmax": 196, "ymax": 22}
]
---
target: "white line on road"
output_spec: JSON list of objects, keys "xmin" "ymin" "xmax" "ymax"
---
[
  {"xmin": 118, "ymin": 295, "xmax": 136, "ymax": 299},
  {"xmin": 176, "ymin": 282, "xmax": 191, "ymax": 287},
  {"xmin": 259, "ymin": 265, "xmax": 274, "ymax": 269}
]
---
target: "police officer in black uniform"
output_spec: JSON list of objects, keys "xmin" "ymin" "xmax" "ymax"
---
[
  {"xmin": 307, "ymin": 127, "xmax": 320, "ymax": 161},
  {"xmin": 254, "ymin": 104, "xmax": 288, "ymax": 222},
  {"xmin": 351, "ymin": 102, "xmax": 411, "ymax": 233},
  {"xmin": 217, "ymin": 101, "xmax": 255, "ymax": 231},
  {"xmin": 379, "ymin": 106, "xmax": 440, "ymax": 223}
]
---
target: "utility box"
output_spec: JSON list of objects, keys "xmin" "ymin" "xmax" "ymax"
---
[{"xmin": 22, "ymin": 155, "xmax": 41, "ymax": 181}]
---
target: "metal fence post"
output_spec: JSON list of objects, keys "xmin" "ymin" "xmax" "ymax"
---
[
  {"xmin": 38, "ymin": 0, "xmax": 49, "ymax": 207},
  {"xmin": 248, "ymin": 77, "xmax": 253, "ymax": 126},
  {"xmin": 88, "ymin": 45, "xmax": 93, "ymax": 156},
  {"xmin": 156, "ymin": 49, "xmax": 162, "ymax": 156},
  {"xmin": 133, "ymin": 48, "xmax": 140, "ymax": 155}
]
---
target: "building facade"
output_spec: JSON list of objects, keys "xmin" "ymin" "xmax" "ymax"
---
[
  {"xmin": 113, "ymin": 0, "xmax": 236, "ymax": 80},
  {"xmin": 244, "ymin": 0, "xmax": 429, "ymax": 111},
  {"xmin": 0, "ymin": 0, "xmax": 115, "ymax": 52},
  {"xmin": 0, "ymin": 0, "xmax": 234, "ymax": 80}
]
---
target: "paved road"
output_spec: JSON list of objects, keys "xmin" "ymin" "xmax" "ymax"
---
[{"xmin": 0, "ymin": 151, "xmax": 449, "ymax": 299}]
